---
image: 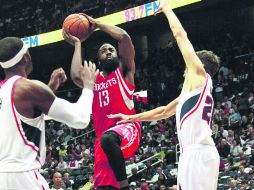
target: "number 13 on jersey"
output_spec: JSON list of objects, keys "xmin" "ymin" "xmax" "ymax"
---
[{"xmin": 99, "ymin": 90, "xmax": 110, "ymax": 107}]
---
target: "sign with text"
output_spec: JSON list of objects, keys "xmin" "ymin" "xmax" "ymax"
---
[{"xmin": 22, "ymin": 0, "xmax": 201, "ymax": 48}]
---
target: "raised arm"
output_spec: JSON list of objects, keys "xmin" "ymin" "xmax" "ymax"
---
[
  {"xmin": 108, "ymin": 97, "xmax": 179, "ymax": 122},
  {"xmin": 155, "ymin": 0, "xmax": 206, "ymax": 76},
  {"xmin": 63, "ymin": 30, "xmax": 84, "ymax": 88}
]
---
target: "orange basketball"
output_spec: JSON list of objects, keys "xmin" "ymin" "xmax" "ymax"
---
[{"xmin": 63, "ymin": 14, "xmax": 90, "ymax": 39}]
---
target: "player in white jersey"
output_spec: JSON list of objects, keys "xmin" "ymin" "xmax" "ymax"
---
[
  {"xmin": 0, "ymin": 37, "xmax": 98, "ymax": 190},
  {"xmin": 109, "ymin": 0, "xmax": 220, "ymax": 189}
]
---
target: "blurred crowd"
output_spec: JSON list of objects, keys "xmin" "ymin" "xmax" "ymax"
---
[
  {"xmin": 1, "ymin": 0, "xmax": 254, "ymax": 189},
  {"xmin": 0, "ymin": 0, "xmax": 152, "ymax": 38}
]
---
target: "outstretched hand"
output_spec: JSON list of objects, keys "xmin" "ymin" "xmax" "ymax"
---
[
  {"xmin": 107, "ymin": 113, "xmax": 132, "ymax": 124},
  {"xmin": 81, "ymin": 61, "xmax": 99, "ymax": 90},
  {"xmin": 62, "ymin": 29, "xmax": 82, "ymax": 46},
  {"xmin": 48, "ymin": 68, "xmax": 67, "ymax": 91},
  {"xmin": 154, "ymin": 0, "xmax": 170, "ymax": 16}
]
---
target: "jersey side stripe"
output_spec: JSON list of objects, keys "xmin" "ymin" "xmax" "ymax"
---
[
  {"xmin": 115, "ymin": 70, "xmax": 133, "ymax": 100},
  {"xmin": 180, "ymin": 93, "xmax": 200, "ymax": 122},
  {"xmin": 116, "ymin": 68, "xmax": 134, "ymax": 96},
  {"xmin": 179, "ymin": 75, "xmax": 208, "ymax": 130},
  {"xmin": 115, "ymin": 71, "xmax": 134, "ymax": 110}
]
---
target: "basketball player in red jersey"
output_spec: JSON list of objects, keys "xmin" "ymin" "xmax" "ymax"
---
[{"xmin": 63, "ymin": 14, "xmax": 141, "ymax": 190}]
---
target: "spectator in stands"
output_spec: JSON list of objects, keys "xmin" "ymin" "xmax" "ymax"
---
[
  {"xmin": 236, "ymin": 165, "xmax": 249, "ymax": 182},
  {"xmin": 228, "ymin": 179, "xmax": 238, "ymax": 190},
  {"xmin": 244, "ymin": 131, "xmax": 254, "ymax": 148},
  {"xmin": 240, "ymin": 116, "xmax": 249, "ymax": 130},
  {"xmin": 79, "ymin": 175, "xmax": 94, "ymax": 190},
  {"xmin": 157, "ymin": 174, "xmax": 167, "ymax": 186},
  {"xmin": 140, "ymin": 179, "xmax": 149, "ymax": 190},
  {"xmin": 161, "ymin": 185, "xmax": 168, "ymax": 190},
  {"xmin": 126, "ymin": 157, "xmax": 139, "ymax": 175},
  {"xmin": 228, "ymin": 108, "xmax": 241, "ymax": 127},
  {"xmin": 219, "ymin": 126, "xmax": 228, "ymax": 138},
  {"xmin": 150, "ymin": 167, "xmax": 167, "ymax": 183},
  {"xmin": 63, "ymin": 172, "xmax": 73, "ymax": 189},
  {"xmin": 50, "ymin": 172, "xmax": 64, "ymax": 190},
  {"xmin": 64, "ymin": 129, "xmax": 73, "ymax": 143},
  {"xmin": 129, "ymin": 182, "xmax": 137, "ymax": 190},
  {"xmin": 67, "ymin": 143, "xmax": 79, "ymax": 161},
  {"xmin": 240, "ymin": 180, "xmax": 251, "ymax": 190},
  {"xmin": 80, "ymin": 144, "xmax": 90, "ymax": 156},
  {"xmin": 222, "ymin": 96, "xmax": 232, "ymax": 108},
  {"xmin": 222, "ymin": 103, "xmax": 230, "ymax": 117},
  {"xmin": 217, "ymin": 138, "xmax": 231, "ymax": 158},
  {"xmin": 68, "ymin": 155, "xmax": 79, "ymax": 169},
  {"xmin": 128, "ymin": 167, "xmax": 142, "ymax": 183},
  {"xmin": 59, "ymin": 145, "xmax": 68, "ymax": 158},
  {"xmin": 56, "ymin": 156, "xmax": 68, "ymax": 171},
  {"xmin": 230, "ymin": 139, "xmax": 242, "ymax": 157},
  {"xmin": 226, "ymin": 130, "xmax": 235, "ymax": 145}
]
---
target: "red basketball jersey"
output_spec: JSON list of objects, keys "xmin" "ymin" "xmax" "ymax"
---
[{"xmin": 92, "ymin": 67, "xmax": 137, "ymax": 137}]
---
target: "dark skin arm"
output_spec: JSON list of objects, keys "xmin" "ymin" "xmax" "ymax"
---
[
  {"xmin": 15, "ymin": 68, "xmax": 67, "ymax": 118},
  {"xmin": 14, "ymin": 78, "xmax": 56, "ymax": 118}
]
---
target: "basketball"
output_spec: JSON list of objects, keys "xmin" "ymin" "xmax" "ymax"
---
[{"xmin": 63, "ymin": 13, "xmax": 90, "ymax": 39}]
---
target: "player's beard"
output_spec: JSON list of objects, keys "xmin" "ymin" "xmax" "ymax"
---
[{"xmin": 99, "ymin": 56, "xmax": 119, "ymax": 73}]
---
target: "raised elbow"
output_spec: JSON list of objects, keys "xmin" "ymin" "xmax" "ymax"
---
[{"xmin": 120, "ymin": 31, "xmax": 131, "ymax": 41}]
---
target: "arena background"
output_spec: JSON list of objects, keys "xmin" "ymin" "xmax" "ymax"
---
[{"xmin": 1, "ymin": 0, "xmax": 254, "ymax": 189}]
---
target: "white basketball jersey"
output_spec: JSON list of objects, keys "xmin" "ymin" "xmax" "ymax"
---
[
  {"xmin": 0, "ymin": 76, "xmax": 46, "ymax": 172},
  {"xmin": 176, "ymin": 74, "xmax": 215, "ymax": 151}
]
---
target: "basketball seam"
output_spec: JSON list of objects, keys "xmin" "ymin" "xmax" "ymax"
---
[
  {"xmin": 63, "ymin": 16, "xmax": 77, "ymax": 25},
  {"xmin": 77, "ymin": 15, "xmax": 88, "ymax": 38},
  {"xmin": 68, "ymin": 15, "xmax": 83, "ymax": 36},
  {"xmin": 76, "ymin": 17, "xmax": 82, "ymax": 38}
]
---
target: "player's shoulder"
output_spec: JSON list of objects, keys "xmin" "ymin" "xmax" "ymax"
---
[
  {"xmin": 15, "ymin": 78, "xmax": 47, "ymax": 90},
  {"xmin": 15, "ymin": 78, "xmax": 53, "ymax": 98}
]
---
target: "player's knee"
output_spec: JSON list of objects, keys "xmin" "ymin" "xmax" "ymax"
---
[{"xmin": 100, "ymin": 133, "xmax": 114, "ymax": 150}]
